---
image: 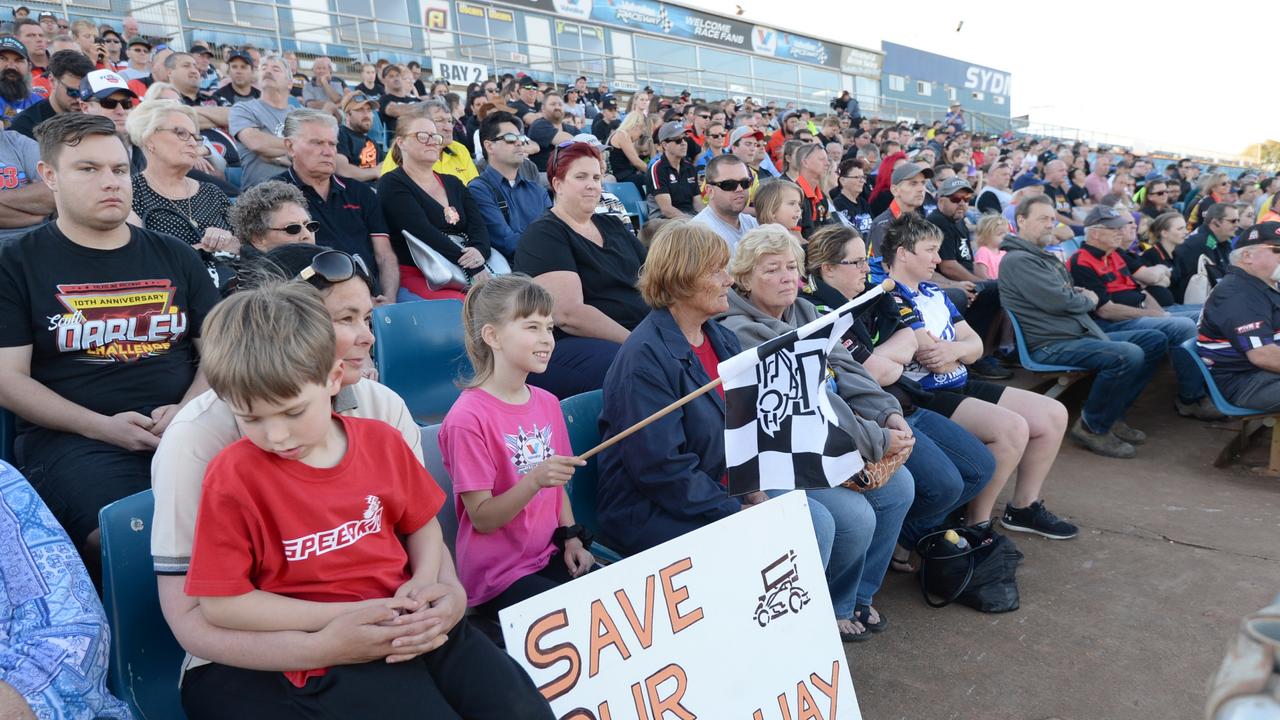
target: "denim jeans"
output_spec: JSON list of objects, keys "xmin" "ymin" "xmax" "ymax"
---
[
  {"xmin": 902, "ymin": 408, "xmax": 995, "ymax": 546},
  {"xmin": 1095, "ymin": 316, "xmax": 1203, "ymax": 403},
  {"xmin": 765, "ymin": 465, "xmax": 913, "ymax": 617},
  {"xmin": 1164, "ymin": 303, "xmax": 1203, "ymax": 322},
  {"xmin": 1030, "ymin": 329, "xmax": 1167, "ymax": 433}
]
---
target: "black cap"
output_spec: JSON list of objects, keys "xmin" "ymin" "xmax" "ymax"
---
[
  {"xmin": 227, "ymin": 47, "xmax": 253, "ymax": 65},
  {"xmin": 189, "ymin": 43, "xmax": 213, "ymax": 56},
  {"xmin": 1236, "ymin": 222, "xmax": 1280, "ymax": 249},
  {"xmin": 517, "ymin": 75, "xmax": 538, "ymax": 89},
  {"xmin": 600, "ymin": 95, "xmax": 617, "ymax": 110},
  {"xmin": 0, "ymin": 34, "xmax": 28, "ymax": 60}
]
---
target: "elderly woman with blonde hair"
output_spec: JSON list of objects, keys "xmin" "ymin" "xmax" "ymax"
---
[{"xmin": 715, "ymin": 223, "xmax": 915, "ymax": 641}]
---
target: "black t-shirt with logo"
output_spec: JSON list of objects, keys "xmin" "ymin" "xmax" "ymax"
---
[
  {"xmin": 648, "ymin": 155, "xmax": 699, "ymax": 216},
  {"xmin": 378, "ymin": 94, "xmax": 416, "ymax": 137},
  {"xmin": 0, "ymin": 223, "xmax": 219, "ymax": 426},
  {"xmin": 1043, "ymin": 183, "xmax": 1073, "ymax": 218},
  {"xmin": 510, "ymin": 99, "xmax": 540, "ymax": 119},
  {"xmin": 926, "ymin": 209, "xmax": 975, "ymax": 273},
  {"xmin": 213, "ymin": 84, "xmax": 261, "ymax": 105},
  {"xmin": 338, "ymin": 125, "xmax": 384, "ymax": 170}
]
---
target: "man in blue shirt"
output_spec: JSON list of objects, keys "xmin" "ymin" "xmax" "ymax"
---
[{"xmin": 469, "ymin": 111, "xmax": 550, "ymax": 260}]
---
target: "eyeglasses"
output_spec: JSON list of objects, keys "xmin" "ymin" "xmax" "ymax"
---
[
  {"xmin": 492, "ymin": 131, "xmax": 530, "ymax": 144},
  {"xmin": 707, "ymin": 132, "xmax": 725, "ymax": 139},
  {"xmin": 835, "ymin": 257, "xmax": 869, "ymax": 267},
  {"xmin": 270, "ymin": 220, "xmax": 321, "ymax": 235},
  {"xmin": 297, "ymin": 250, "xmax": 370, "ymax": 287},
  {"xmin": 946, "ymin": 194, "xmax": 974, "ymax": 203},
  {"xmin": 696, "ymin": 114, "xmax": 710, "ymax": 120},
  {"xmin": 347, "ymin": 93, "xmax": 374, "ymax": 105},
  {"xmin": 102, "ymin": 37, "xmax": 121, "ymax": 44},
  {"xmin": 94, "ymin": 97, "xmax": 134, "ymax": 110},
  {"xmin": 483, "ymin": 86, "xmax": 498, "ymax": 94},
  {"xmin": 707, "ymin": 178, "xmax": 752, "ymax": 191},
  {"xmin": 158, "ymin": 126, "xmax": 199, "ymax": 143},
  {"xmin": 1148, "ymin": 190, "xmax": 1167, "ymax": 196},
  {"xmin": 409, "ymin": 131, "xmax": 444, "ymax": 146},
  {"xmin": 62, "ymin": 86, "xmax": 82, "ymax": 99}
]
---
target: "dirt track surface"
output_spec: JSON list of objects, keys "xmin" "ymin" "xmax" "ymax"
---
[{"xmin": 849, "ymin": 365, "xmax": 1279, "ymax": 720}]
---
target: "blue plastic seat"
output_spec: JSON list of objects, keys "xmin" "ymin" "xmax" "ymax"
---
[
  {"xmin": 0, "ymin": 408, "xmax": 14, "ymax": 463},
  {"xmin": 1006, "ymin": 311, "xmax": 1091, "ymax": 398},
  {"xmin": 99, "ymin": 490, "xmax": 186, "ymax": 720},
  {"xmin": 419, "ymin": 423, "xmax": 459, "ymax": 555},
  {"xmin": 603, "ymin": 181, "xmax": 647, "ymax": 228},
  {"xmin": 559, "ymin": 390, "xmax": 623, "ymax": 564},
  {"xmin": 1179, "ymin": 338, "xmax": 1266, "ymax": 417},
  {"xmin": 371, "ymin": 300, "xmax": 471, "ymax": 425}
]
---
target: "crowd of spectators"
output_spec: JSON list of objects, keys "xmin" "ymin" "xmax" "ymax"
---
[{"xmin": 0, "ymin": 8, "xmax": 1277, "ymax": 717}]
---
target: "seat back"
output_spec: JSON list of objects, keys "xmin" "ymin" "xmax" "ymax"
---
[
  {"xmin": 419, "ymin": 424, "xmax": 459, "ymax": 554},
  {"xmin": 559, "ymin": 390, "xmax": 621, "ymax": 563},
  {"xmin": 1006, "ymin": 310, "xmax": 1089, "ymax": 373},
  {"xmin": 0, "ymin": 408, "xmax": 14, "ymax": 463},
  {"xmin": 99, "ymin": 490, "xmax": 186, "ymax": 720},
  {"xmin": 603, "ymin": 182, "xmax": 648, "ymax": 227},
  {"xmin": 1179, "ymin": 338, "xmax": 1262, "ymax": 417},
  {"xmin": 371, "ymin": 300, "xmax": 471, "ymax": 425}
]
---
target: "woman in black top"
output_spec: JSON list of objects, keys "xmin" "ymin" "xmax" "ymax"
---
[
  {"xmin": 377, "ymin": 106, "xmax": 491, "ymax": 302},
  {"xmin": 516, "ymin": 141, "xmax": 648, "ymax": 398},
  {"xmin": 832, "ymin": 158, "xmax": 873, "ymax": 236},
  {"xmin": 1138, "ymin": 211, "xmax": 1189, "ymax": 310},
  {"xmin": 1067, "ymin": 167, "xmax": 1091, "ymax": 209}
]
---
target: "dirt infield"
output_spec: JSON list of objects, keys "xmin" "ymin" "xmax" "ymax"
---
[{"xmin": 850, "ymin": 364, "xmax": 1280, "ymax": 720}]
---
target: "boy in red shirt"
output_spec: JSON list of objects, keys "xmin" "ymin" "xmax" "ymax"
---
[{"xmin": 185, "ymin": 283, "xmax": 552, "ymax": 718}]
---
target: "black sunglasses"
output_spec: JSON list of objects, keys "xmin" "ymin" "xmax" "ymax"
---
[
  {"xmin": 297, "ymin": 250, "xmax": 370, "ymax": 287},
  {"xmin": 94, "ymin": 97, "xmax": 133, "ymax": 110},
  {"xmin": 707, "ymin": 178, "xmax": 752, "ymax": 191},
  {"xmin": 271, "ymin": 220, "xmax": 321, "ymax": 236}
]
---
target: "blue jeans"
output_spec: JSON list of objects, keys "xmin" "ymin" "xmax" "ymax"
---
[
  {"xmin": 766, "ymin": 465, "xmax": 913, "ymax": 618},
  {"xmin": 902, "ymin": 408, "xmax": 995, "ymax": 546},
  {"xmin": 1164, "ymin": 303, "xmax": 1202, "ymax": 322},
  {"xmin": 1030, "ymin": 329, "xmax": 1167, "ymax": 433},
  {"xmin": 1095, "ymin": 316, "xmax": 1203, "ymax": 403}
]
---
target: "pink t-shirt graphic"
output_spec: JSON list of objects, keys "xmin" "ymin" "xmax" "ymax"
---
[{"xmin": 439, "ymin": 386, "xmax": 570, "ymax": 605}]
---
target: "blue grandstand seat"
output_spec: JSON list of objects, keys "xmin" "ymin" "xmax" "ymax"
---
[
  {"xmin": 603, "ymin": 181, "xmax": 647, "ymax": 228},
  {"xmin": 419, "ymin": 423, "xmax": 458, "ymax": 554},
  {"xmin": 1179, "ymin": 338, "xmax": 1280, "ymax": 475},
  {"xmin": 559, "ymin": 390, "xmax": 623, "ymax": 564},
  {"xmin": 1006, "ymin": 310, "xmax": 1091, "ymax": 399},
  {"xmin": 371, "ymin": 300, "xmax": 471, "ymax": 425},
  {"xmin": 99, "ymin": 490, "xmax": 186, "ymax": 720},
  {"xmin": 0, "ymin": 408, "xmax": 14, "ymax": 464}
]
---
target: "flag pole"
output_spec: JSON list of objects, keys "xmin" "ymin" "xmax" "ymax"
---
[{"xmin": 574, "ymin": 279, "xmax": 895, "ymax": 462}]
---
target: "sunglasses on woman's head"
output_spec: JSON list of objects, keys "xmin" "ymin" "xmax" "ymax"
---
[
  {"xmin": 271, "ymin": 220, "xmax": 321, "ymax": 236},
  {"xmin": 296, "ymin": 250, "xmax": 371, "ymax": 287}
]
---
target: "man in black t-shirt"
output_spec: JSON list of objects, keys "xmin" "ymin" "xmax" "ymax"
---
[
  {"xmin": 10, "ymin": 49, "xmax": 93, "ymax": 139},
  {"xmin": 212, "ymin": 48, "xmax": 260, "ymax": 105},
  {"xmin": 648, "ymin": 121, "xmax": 702, "ymax": 219},
  {"xmin": 509, "ymin": 75, "xmax": 541, "ymax": 127},
  {"xmin": 376, "ymin": 64, "xmax": 415, "ymax": 138},
  {"xmin": 0, "ymin": 114, "xmax": 218, "ymax": 564},
  {"xmin": 336, "ymin": 92, "xmax": 382, "ymax": 183},
  {"xmin": 526, "ymin": 91, "xmax": 573, "ymax": 172},
  {"xmin": 1041, "ymin": 159, "xmax": 1077, "ymax": 229},
  {"xmin": 591, "ymin": 95, "xmax": 619, "ymax": 144}
]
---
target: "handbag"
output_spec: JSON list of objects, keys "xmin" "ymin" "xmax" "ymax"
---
[
  {"xmin": 841, "ymin": 445, "xmax": 911, "ymax": 492},
  {"xmin": 915, "ymin": 525, "xmax": 1023, "ymax": 613},
  {"xmin": 402, "ymin": 231, "xmax": 511, "ymax": 293},
  {"xmin": 1184, "ymin": 253, "xmax": 1215, "ymax": 305}
]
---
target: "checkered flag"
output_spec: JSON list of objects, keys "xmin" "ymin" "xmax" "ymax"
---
[
  {"xmin": 658, "ymin": 7, "xmax": 672, "ymax": 32},
  {"xmin": 719, "ymin": 282, "xmax": 890, "ymax": 496}
]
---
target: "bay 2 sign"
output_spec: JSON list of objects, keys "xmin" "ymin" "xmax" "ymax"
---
[
  {"xmin": 500, "ymin": 492, "xmax": 861, "ymax": 720},
  {"xmin": 431, "ymin": 57, "xmax": 487, "ymax": 85}
]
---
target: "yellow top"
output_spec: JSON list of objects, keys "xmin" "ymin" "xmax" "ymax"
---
[{"xmin": 380, "ymin": 140, "xmax": 479, "ymax": 185}]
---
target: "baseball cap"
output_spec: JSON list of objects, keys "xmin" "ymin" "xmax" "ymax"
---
[
  {"xmin": 0, "ymin": 34, "xmax": 28, "ymax": 60},
  {"xmin": 1012, "ymin": 173, "xmax": 1045, "ymax": 192},
  {"xmin": 226, "ymin": 47, "xmax": 253, "ymax": 65},
  {"xmin": 189, "ymin": 43, "xmax": 213, "ymax": 56},
  {"xmin": 890, "ymin": 162, "xmax": 933, "ymax": 185},
  {"xmin": 341, "ymin": 92, "xmax": 379, "ymax": 112},
  {"xmin": 126, "ymin": 36, "xmax": 151, "ymax": 50},
  {"xmin": 516, "ymin": 75, "xmax": 538, "ymax": 89},
  {"xmin": 79, "ymin": 69, "xmax": 136, "ymax": 101},
  {"xmin": 937, "ymin": 177, "xmax": 973, "ymax": 197},
  {"xmin": 1037, "ymin": 150, "xmax": 1057, "ymax": 165},
  {"xmin": 1236, "ymin": 222, "xmax": 1280, "ymax": 249},
  {"xmin": 1082, "ymin": 204, "xmax": 1130, "ymax": 229},
  {"xmin": 729, "ymin": 126, "xmax": 764, "ymax": 146},
  {"xmin": 36, "ymin": 10, "xmax": 53, "ymax": 20},
  {"xmin": 570, "ymin": 132, "xmax": 603, "ymax": 149},
  {"xmin": 657, "ymin": 121, "xmax": 687, "ymax": 142},
  {"xmin": 599, "ymin": 95, "xmax": 617, "ymax": 111}
]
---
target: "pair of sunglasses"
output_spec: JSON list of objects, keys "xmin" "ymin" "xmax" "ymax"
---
[
  {"xmin": 707, "ymin": 178, "xmax": 751, "ymax": 191},
  {"xmin": 271, "ymin": 220, "xmax": 321, "ymax": 236},
  {"xmin": 296, "ymin": 249, "xmax": 371, "ymax": 287}
]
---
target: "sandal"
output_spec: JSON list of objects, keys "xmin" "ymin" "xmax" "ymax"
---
[
  {"xmin": 890, "ymin": 545, "xmax": 917, "ymax": 573},
  {"xmin": 837, "ymin": 617, "xmax": 871, "ymax": 643},
  {"xmin": 854, "ymin": 604, "xmax": 887, "ymax": 633}
]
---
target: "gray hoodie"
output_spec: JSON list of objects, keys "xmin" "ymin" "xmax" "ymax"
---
[
  {"xmin": 716, "ymin": 289, "xmax": 899, "ymax": 461},
  {"xmin": 998, "ymin": 233, "xmax": 1106, "ymax": 349}
]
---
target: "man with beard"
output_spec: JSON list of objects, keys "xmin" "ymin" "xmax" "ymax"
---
[
  {"xmin": 336, "ymin": 91, "xmax": 381, "ymax": 183},
  {"xmin": 11, "ymin": 50, "xmax": 92, "ymax": 139},
  {"xmin": 468, "ymin": 110, "xmax": 549, "ymax": 259},
  {"xmin": 0, "ymin": 36, "xmax": 41, "ymax": 128},
  {"xmin": 212, "ymin": 48, "xmax": 258, "ymax": 105},
  {"xmin": 526, "ymin": 90, "xmax": 573, "ymax": 172}
]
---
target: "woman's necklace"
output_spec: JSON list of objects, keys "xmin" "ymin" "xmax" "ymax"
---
[{"xmin": 147, "ymin": 172, "xmax": 198, "ymax": 229}]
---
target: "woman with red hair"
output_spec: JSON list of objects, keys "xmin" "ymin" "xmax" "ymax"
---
[
  {"xmin": 515, "ymin": 142, "xmax": 649, "ymax": 398},
  {"xmin": 868, "ymin": 150, "xmax": 907, "ymax": 217}
]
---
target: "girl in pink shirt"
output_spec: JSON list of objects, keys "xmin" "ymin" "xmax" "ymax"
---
[
  {"xmin": 439, "ymin": 275, "xmax": 593, "ymax": 618},
  {"xmin": 973, "ymin": 214, "xmax": 1008, "ymax": 280}
]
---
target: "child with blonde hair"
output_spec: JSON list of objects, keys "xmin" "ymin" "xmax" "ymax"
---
[{"xmin": 973, "ymin": 214, "xmax": 1009, "ymax": 280}]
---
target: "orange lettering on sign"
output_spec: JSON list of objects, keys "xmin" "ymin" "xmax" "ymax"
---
[
  {"xmin": 588, "ymin": 599, "xmax": 632, "ymax": 678},
  {"xmin": 659, "ymin": 558, "xmax": 704, "ymax": 634},
  {"xmin": 524, "ymin": 609, "xmax": 581, "ymax": 701}
]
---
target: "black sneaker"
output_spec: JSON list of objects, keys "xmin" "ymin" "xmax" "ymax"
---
[
  {"xmin": 970, "ymin": 356, "xmax": 1013, "ymax": 380},
  {"xmin": 1000, "ymin": 500, "xmax": 1078, "ymax": 540}
]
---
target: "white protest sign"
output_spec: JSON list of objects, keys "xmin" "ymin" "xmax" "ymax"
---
[
  {"xmin": 431, "ymin": 57, "xmax": 487, "ymax": 85},
  {"xmin": 500, "ymin": 492, "xmax": 861, "ymax": 720}
]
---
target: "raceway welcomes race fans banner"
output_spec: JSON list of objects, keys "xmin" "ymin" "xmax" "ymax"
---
[{"xmin": 500, "ymin": 492, "xmax": 861, "ymax": 719}]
